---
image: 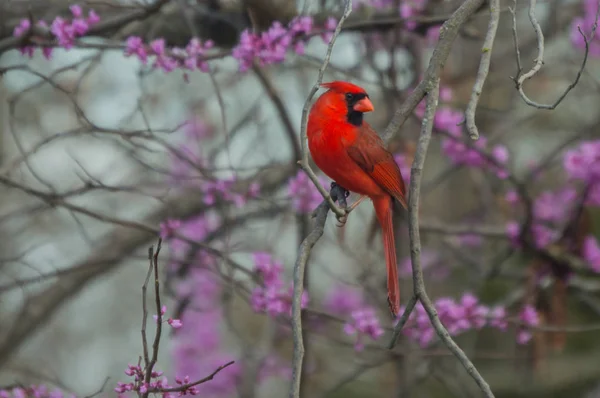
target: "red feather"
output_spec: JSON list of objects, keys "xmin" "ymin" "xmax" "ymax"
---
[{"xmin": 307, "ymin": 81, "xmax": 407, "ymax": 316}]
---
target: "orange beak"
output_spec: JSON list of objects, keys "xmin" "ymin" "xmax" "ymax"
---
[{"xmin": 353, "ymin": 97, "xmax": 374, "ymax": 113}]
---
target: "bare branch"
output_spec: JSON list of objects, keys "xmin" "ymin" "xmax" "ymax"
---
[
  {"xmin": 388, "ymin": 80, "xmax": 495, "ymax": 397},
  {"xmin": 289, "ymin": 185, "xmax": 348, "ymax": 398},
  {"xmin": 296, "ymin": 0, "xmax": 353, "ymax": 220},
  {"xmin": 511, "ymin": 0, "xmax": 600, "ymax": 109},
  {"xmin": 464, "ymin": 0, "xmax": 500, "ymax": 140},
  {"xmin": 381, "ymin": 0, "xmax": 486, "ymax": 142}
]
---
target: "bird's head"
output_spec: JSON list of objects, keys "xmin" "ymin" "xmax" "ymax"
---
[{"xmin": 316, "ymin": 81, "xmax": 374, "ymax": 126}]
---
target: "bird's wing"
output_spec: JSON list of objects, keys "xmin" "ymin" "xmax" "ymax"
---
[{"xmin": 345, "ymin": 124, "xmax": 408, "ymax": 209}]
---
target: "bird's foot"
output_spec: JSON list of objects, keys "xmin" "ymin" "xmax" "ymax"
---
[
  {"xmin": 330, "ymin": 182, "xmax": 350, "ymax": 205},
  {"xmin": 330, "ymin": 182, "xmax": 351, "ymax": 227}
]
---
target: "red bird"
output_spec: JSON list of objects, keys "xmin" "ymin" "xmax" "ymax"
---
[{"xmin": 307, "ymin": 81, "xmax": 408, "ymax": 316}]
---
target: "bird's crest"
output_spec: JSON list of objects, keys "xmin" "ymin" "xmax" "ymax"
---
[{"xmin": 321, "ymin": 81, "xmax": 367, "ymax": 95}]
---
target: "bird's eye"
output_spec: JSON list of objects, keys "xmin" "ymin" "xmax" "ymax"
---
[{"xmin": 345, "ymin": 93, "xmax": 353, "ymax": 101}]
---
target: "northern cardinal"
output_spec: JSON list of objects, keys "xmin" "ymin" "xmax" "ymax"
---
[{"xmin": 307, "ymin": 80, "xmax": 408, "ymax": 316}]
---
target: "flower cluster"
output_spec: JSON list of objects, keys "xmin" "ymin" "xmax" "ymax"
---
[
  {"xmin": 563, "ymin": 139, "xmax": 600, "ymax": 205},
  {"xmin": 343, "ymin": 308, "xmax": 385, "ymax": 351},
  {"xmin": 504, "ymin": 187, "xmax": 579, "ymax": 250},
  {"xmin": 153, "ymin": 305, "xmax": 183, "ymax": 329},
  {"xmin": 201, "ymin": 177, "xmax": 260, "ymax": 207},
  {"xmin": 166, "ymin": 117, "xmax": 261, "ymax": 205},
  {"xmin": 124, "ymin": 36, "xmax": 214, "ymax": 75},
  {"xmin": 115, "ymin": 364, "xmax": 169, "ymax": 395},
  {"xmin": 393, "ymin": 153, "xmax": 412, "ymax": 187},
  {"xmin": 251, "ymin": 252, "xmax": 309, "ymax": 317},
  {"xmin": 0, "ymin": 385, "xmax": 74, "ymax": 398},
  {"xmin": 582, "ymin": 235, "xmax": 600, "ymax": 273},
  {"xmin": 396, "ymin": 294, "xmax": 538, "ymax": 348},
  {"xmin": 160, "ymin": 219, "xmax": 182, "ymax": 240},
  {"xmin": 287, "ymin": 172, "xmax": 330, "ymax": 213},
  {"xmin": 571, "ymin": 0, "xmax": 600, "ymax": 57},
  {"xmin": 325, "ymin": 285, "xmax": 385, "ymax": 351},
  {"xmin": 415, "ymin": 86, "xmax": 510, "ymax": 178},
  {"xmin": 13, "ymin": 5, "xmax": 99, "ymax": 57},
  {"xmin": 171, "ymin": 310, "xmax": 241, "ymax": 397},
  {"xmin": 232, "ymin": 16, "xmax": 337, "ymax": 71},
  {"xmin": 516, "ymin": 304, "xmax": 540, "ymax": 344}
]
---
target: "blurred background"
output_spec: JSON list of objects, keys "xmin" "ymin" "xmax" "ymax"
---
[{"xmin": 1, "ymin": 0, "xmax": 600, "ymax": 397}]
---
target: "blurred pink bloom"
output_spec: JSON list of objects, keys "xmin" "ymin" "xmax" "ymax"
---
[
  {"xmin": 159, "ymin": 218, "xmax": 181, "ymax": 239},
  {"xmin": 287, "ymin": 172, "xmax": 329, "ymax": 214},
  {"xmin": 324, "ymin": 285, "xmax": 363, "ymax": 315},
  {"xmin": 583, "ymin": 235, "xmax": 600, "ymax": 273},
  {"xmin": 570, "ymin": 0, "xmax": 600, "ymax": 57},
  {"xmin": 516, "ymin": 304, "xmax": 539, "ymax": 344},
  {"xmin": 343, "ymin": 307, "xmax": 384, "ymax": 351},
  {"xmin": 393, "ymin": 153, "xmax": 412, "ymax": 186},
  {"xmin": 168, "ymin": 318, "xmax": 183, "ymax": 328}
]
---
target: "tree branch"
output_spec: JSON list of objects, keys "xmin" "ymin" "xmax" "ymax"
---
[
  {"xmin": 511, "ymin": 0, "xmax": 599, "ymax": 109},
  {"xmin": 464, "ymin": 0, "xmax": 500, "ymax": 140}
]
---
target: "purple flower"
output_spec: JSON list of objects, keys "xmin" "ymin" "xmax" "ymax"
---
[
  {"xmin": 13, "ymin": 19, "xmax": 31, "ymax": 37},
  {"xmin": 324, "ymin": 285, "xmax": 363, "ymax": 315},
  {"xmin": 124, "ymin": 36, "xmax": 148, "ymax": 63},
  {"xmin": 394, "ymin": 153, "xmax": 412, "ymax": 186},
  {"xmin": 583, "ymin": 235, "xmax": 600, "ymax": 273},
  {"xmin": 519, "ymin": 304, "xmax": 539, "ymax": 326},
  {"xmin": 251, "ymin": 252, "xmax": 309, "ymax": 317},
  {"xmin": 344, "ymin": 307, "xmax": 384, "ymax": 351},
  {"xmin": 159, "ymin": 218, "xmax": 181, "ymax": 239},
  {"xmin": 571, "ymin": 0, "xmax": 600, "ymax": 57},
  {"xmin": 287, "ymin": 172, "xmax": 329, "ymax": 213}
]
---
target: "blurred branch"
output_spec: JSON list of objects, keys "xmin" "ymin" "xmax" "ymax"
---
[
  {"xmin": 0, "ymin": 0, "xmax": 172, "ymax": 55},
  {"xmin": 510, "ymin": 0, "xmax": 599, "ymax": 109},
  {"xmin": 464, "ymin": 0, "xmax": 500, "ymax": 140},
  {"xmin": 290, "ymin": 1, "xmax": 352, "ymax": 395},
  {"xmin": 389, "ymin": 78, "xmax": 494, "ymax": 397},
  {"xmin": 382, "ymin": 0, "xmax": 486, "ymax": 142},
  {"xmin": 141, "ymin": 241, "xmax": 163, "ymax": 398},
  {"xmin": 0, "ymin": 165, "xmax": 292, "ymax": 369}
]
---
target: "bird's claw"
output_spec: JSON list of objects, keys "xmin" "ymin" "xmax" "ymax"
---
[{"xmin": 335, "ymin": 213, "xmax": 348, "ymax": 228}]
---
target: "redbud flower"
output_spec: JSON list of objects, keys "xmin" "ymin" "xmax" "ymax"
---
[
  {"xmin": 287, "ymin": 172, "xmax": 329, "ymax": 213},
  {"xmin": 344, "ymin": 307, "xmax": 384, "ymax": 351},
  {"xmin": 168, "ymin": 318, "xmax": 183, "ymax": 328},
  {"xmin": 583, "ymin": 235, "xmax": 600, "ymax": 273}
]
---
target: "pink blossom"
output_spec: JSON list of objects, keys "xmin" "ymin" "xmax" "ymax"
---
[
  {"xmin": 159, "ymin": 218, "xmax": 181, "ymax": 239},
  {"xmin": 571, "ymin": 0, "xmax": 600, "ymax": 57},
  {"xmin": 168, "ymin": 318, "xmax": 183, "ymax": 328},
  {"xmin": 124, "ymin": 36, "xmax": 148, "ymax": 63},
  {"xmin": 399, "ymin": 294, "xmax": 513, "ymax": 347},
  {"xmin": 583, "ymin": 235, "xmax": 600, "ymax": 272},
  {"xmin": 251, "ymin": 252, "xmax": 309, "ymax": 317},
  {"xmin": 516, "ymin": 304, "xmax": 539, "ymax": 344},
  {"xmin": 343, "ymin": 307, "xmax": 384, "ymax": 351},
  {"xmin": 287, "ymin": 172, "xmax": 330, "ymax": 213},
  {"xmin": 393, "ymin": 153, "xmax": 412, "ymax": 186},
  {"xmin": 321, "ymin": 17, "xmax": 338, "ymax": 43},
  {"xmin": 324, "ymin": 285, "xmax": 363, "ymax": 315}
]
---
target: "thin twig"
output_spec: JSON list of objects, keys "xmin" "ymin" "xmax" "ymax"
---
[
  {"xmin": 289, "ymin": 185, "xmax": 348, "ymax": 398},
  {"xmin": 387, "ymin": 295, "xmax": 417, "ymax": 349},
  {"xmin": 464, "ymin": 0, "xmax": 500, "ymax": 140},
  {"xmin": 142, "ymin": 239, "xmax": 163, "ymax": 398},
  {"xmin": 388, "ymin": 80, "xmax": 495, "ymax": 398},
  {"xmin": 511, "ymin": 0, "xmax": 600, "ymax": 109},
  {"xmin": 296, "ymin": 0, "xmax": 353, "ymax": 220},
  {"xmin": 140, "ymin": 247, "xmax": 155, "ymax": 370},
  {"xmin": 381, "ymin": 0, "xmax": 486, "ymax": 142},
  {"xmin": 150, "ymin": 361, "xmax": 236, "ymax": 393}
]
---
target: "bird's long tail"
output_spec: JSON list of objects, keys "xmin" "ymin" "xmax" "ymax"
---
[{"xmin": 373, "ymin": 196, "xmax": 400, "ymax": 317}]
